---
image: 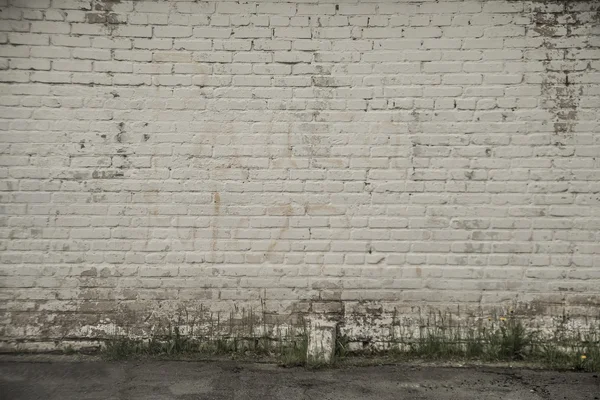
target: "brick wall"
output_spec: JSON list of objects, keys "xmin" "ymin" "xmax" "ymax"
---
[{"xmin": 1, "ymin": 0, "xmax": 599, "ymax": 348}]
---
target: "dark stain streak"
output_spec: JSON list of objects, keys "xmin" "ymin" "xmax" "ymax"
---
[{"xmin": 534, "ymin": 2, "xmax": 582, "ymax": 137}]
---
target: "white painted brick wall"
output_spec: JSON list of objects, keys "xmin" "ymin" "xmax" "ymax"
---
[{"xmin": 0, "ymin": 0, "xmax": 599, "ymax": 344}]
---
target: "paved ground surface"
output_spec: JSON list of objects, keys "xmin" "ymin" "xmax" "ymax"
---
[{"xmin": 0, "ymin": 357, "xmax": 599, "ymax": 399}]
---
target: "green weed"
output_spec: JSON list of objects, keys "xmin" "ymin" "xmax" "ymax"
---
[
  {"xmin": 95, "ymin": 306, "xmax": 600, "ymax": 372},
  {"xmin": 364, "ymin": 311, "xmax": 600, "ymax": 372}
]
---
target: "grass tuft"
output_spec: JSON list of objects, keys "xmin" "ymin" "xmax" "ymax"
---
[
  {"xmin": 95, "ymin": 307, "xmax": 600, "ymax": 372},
  {"xmin": 367, "ymin": 311, "xmax": 600, "ymax": 372},
  {"xmin": 102, "ymin": 324, "xmax": 308, "ymax": 366}
]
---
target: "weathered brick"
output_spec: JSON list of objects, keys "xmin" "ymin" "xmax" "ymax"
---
[
  {"xmin": 154, "ymin": 26, "xmax": 192, "ymax": 38},
  {"xmin": 0, "ymin": 0, "xmax": 599, "ymax": 349}
]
